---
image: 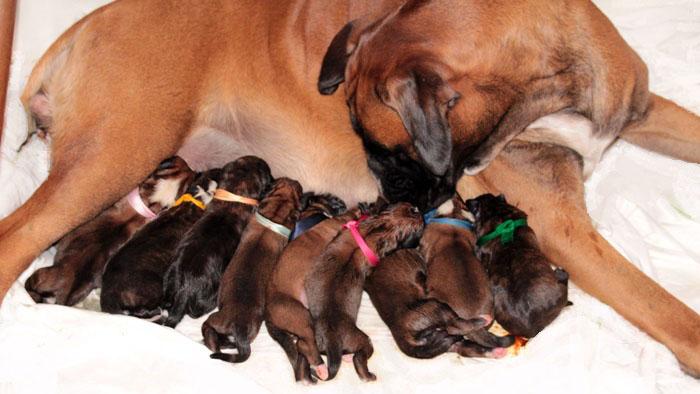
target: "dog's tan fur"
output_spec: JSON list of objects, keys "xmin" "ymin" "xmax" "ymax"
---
[{"xmin": 1, "ymin": 0, "xmax": 699, "ymax": 376}]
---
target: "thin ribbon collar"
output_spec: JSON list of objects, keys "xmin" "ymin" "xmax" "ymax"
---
[
  {"xmin": 289, "ymin": 213, "xmax": 328, "ymax": 241},
  {"xmin": 127, "ymin": 188, "xmax": 157, "ymax": 220},
  {"xmin": 255, "ymin": 211, "xmax": 292, "ymax": 238},
  {"xmin": 213, "ymin": 189, "xmax": 259, "ymax": 206},
  {"xmin": 423, "ymin": 209, "xmax": 474, "ymax": 231},
  {"xmin": 343, "ymin": 219, "xmax": 380, "ymax": 267},
  {"xmin": 172, "ymin": 193, "xmax": 206, "ymax": 210},
  {"xmin": 476, "ymin": 218, "xmax": 527, "ymax": 246}
]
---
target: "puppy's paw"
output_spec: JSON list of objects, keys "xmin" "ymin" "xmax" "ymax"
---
[
  {"xmin": 314, "ymin": 364, "xmax": 329, "ymax": 381},
  {"xmin": 487, "ymin": 347, "xmax": 508, "ymax": 359}
]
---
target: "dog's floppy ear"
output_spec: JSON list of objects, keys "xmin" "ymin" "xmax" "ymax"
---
[
  {"xmin": 379, "ymin": 72, "xmax": 458, "ymax": 176},
  {"xmin": 318, "ymin": 22, "xmax": 357, "ymax": 95}
]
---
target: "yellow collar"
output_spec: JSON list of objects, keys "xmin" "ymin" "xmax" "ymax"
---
[{"xmin": 172, "ymin": 193, "xmax": 206, "ymax": 210}]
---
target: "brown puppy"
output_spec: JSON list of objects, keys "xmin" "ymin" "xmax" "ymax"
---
[
  {"xmin": 365, "ymin": 248, "xmax": 504, "ymax": 359},
  {"xmin": 3, "ymin": 0, "xmax": 700, "ymax": 375},
  {"xmin": 203, "ymin": 177, "xmax": 303, "ymax": 363},
  {"xmin": 100, "ymin": 170, "xmax": 219, "ymax": 319},
  {"xmin": 289, "ymin": 193, "xmax": 348, "ymax": 241},
  {"xmin": 25, "ymin": 156, "xmax": 194, "ymax": 306},
  {"xmin": 306, "ymin": 202, "xmax": 424, "ymax": 381},
  {"xmin": 467, "ymin": 193, "xmax": 569, "ymax": 338},
  {"xmin": 420, "ymin": 195, "xmax": 513, "ymax": 348},
  {"xmin": 266, "ymin": 206, "xmax": 363, "ymax": 384},
  {"xmin": 162, "ymin": 157, "xmax": 272, "ymax": 327}
]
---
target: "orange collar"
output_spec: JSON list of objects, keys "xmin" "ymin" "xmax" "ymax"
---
[
  {"xmin": 213, "ymin": 189, "xmax": 259, "ymax": 206},
  {"xmin": 172, "ymin": 193, "xmax": 206, "ymax": 210}
]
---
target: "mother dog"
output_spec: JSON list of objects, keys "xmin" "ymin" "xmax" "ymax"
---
[{"xmin": 1, "ymin": 0, "xmax": 699, "ymax": 376}]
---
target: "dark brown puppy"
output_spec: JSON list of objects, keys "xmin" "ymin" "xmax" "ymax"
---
[
  {"xmin": 100, "ymin": 170, "xmax": 219, "ymax": 319},
  {"xmin": 25, "ymin": 156, "xmax": 195, "ymax": 306},
  {"xmin": 467, "ymin": 193, "xmax": 569, "ymax": 338},
  {"xmin": 307, "ymin": 202, "xmax": 424, "ymax": 382},
  {"xmin": 421, "ymin": 195, "xmax": 513, "ymax": 348},
  {"xmin": 162, "ymin": 157, "xmax": 272, "ymax": 327},
  {"xmin": 365, "ymin": 248, "xmax": 503, "ymax": 359},
  {"xmin": 266, "ymin": 206, "xmax": 362, "ymax": 384},
  {"xmin": 203, "ymin": 177, "xmax": 303, "ymax": 363}
]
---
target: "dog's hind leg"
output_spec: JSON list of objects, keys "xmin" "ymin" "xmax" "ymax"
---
[
  {"xmin": 459, "ymin": 140, "xmax": 700, "ymax": 377},
  {"xmin": 620, "ymin": 94, "xmax": 700, "ymax": 163}
]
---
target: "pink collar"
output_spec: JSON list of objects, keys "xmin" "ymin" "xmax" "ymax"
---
[
  {"xmin": 127, "ymin": 188, "xmax": 157, "ymax": 220},
  {"xmin": 343, "ymin": 219, "xmax": 380, "ymax": 267}
]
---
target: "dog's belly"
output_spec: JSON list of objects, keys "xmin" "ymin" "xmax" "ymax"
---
[
  {"xmin": 177, "ymin": 120, "xmax": 380, "ymax": 207},
  {"xmin": 520, "ymin": 111, "xmax": 616, "ymax": 178}
]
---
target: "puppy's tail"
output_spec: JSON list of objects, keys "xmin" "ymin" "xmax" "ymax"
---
[{"xmin": 326, "ymin": 342, "xmax": 343, "ymax": 381}]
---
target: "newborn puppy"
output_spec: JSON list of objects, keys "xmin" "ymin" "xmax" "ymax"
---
[
  {"xmin": 100, "ymin": 169, "xmax": 219, "ymax": 319},
  {"xmin": 365, "ymin": 249, "xmax": 502, "ymax": 359},
  {"xmin": 289, "ymin": 193, "xmax": 348, "ymax": 240},
  {"xmin": 307, "ymin": 202, "xmax": 424, "ymax": 382},
  {"xmin": 203, "ymin": 177, "xmax": 303, "ymax": 363},
  {"xmin": 266, "ymin": 205, "xmax": 360, "ymax": 384},
  {"xmin": 467, "ymin": 194, "xmax": 570, "ymax": 338},
  {"xmin": 162, "ymin": 156, "xmax": 273, "ymax": 327},
  {"xmin": 25, "ymin": 156, "xmax": 194, "ymax": 306},
  {"xmin": 421, "ymin": 196, "xmax": 513, "ymax": 349}
]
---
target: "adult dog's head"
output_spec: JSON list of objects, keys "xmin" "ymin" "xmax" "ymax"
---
[{"xmin": 318, "ymin": 1, "xmax": 473, "ymax": 209}]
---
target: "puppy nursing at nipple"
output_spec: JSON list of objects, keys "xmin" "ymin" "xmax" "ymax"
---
[
  {"xmin": 365, "ymin": 249, "xmax": 503, "ymax": 359},
  {"xmin": 305, "ymin": 202, "xmax": 424, "ymax": 382},
  {"xmin": 24, "ymin": 156, "xmax": 195, "ymax": 306},
  {"xmin": 162, "ymin": 156, "xmax": 273, "ymax": 327},
  {"xmin": 421, "ymin": 196, "xmax": 514, "ymax": 349},
  {"xmin": 467, "ymin": 194, "xmax": 570, "ymax": 338},
  {"xmin": 99, "ymin": 169, "xmax": 219, "ymax": 319},
  {"xmin": 265, "ymin": 201, "xmax": 357, "ymax": 384},
  {"xmin": 202, "ymin": 177, "xmax": 303, "ymax": 363}
]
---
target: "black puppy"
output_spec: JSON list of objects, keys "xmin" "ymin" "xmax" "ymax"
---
[
  {"xmin": 100, "ymin": 169, "xmax": 220, "ymax": 319},
  {"xmin": 467, "ymin": 194, "xmax": 569, "ymax": 338},
  {"xmin": 365, "ymin": 249, "xmax": 502, "ymax": 359},
  {"xmin": 161, "ymin": 157, "xmax": 273, "ymax": 327}
]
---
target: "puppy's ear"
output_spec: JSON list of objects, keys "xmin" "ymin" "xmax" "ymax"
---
[
  {"xmin": 379, "ymin": 72, "xmax": 458, "ymax": 176},
  {"xmin": 318, "ymin": 21, "xmax": 358, "ymax": 95},
  {"xmin": 497, "ymin": 194, "xmax": 507, "ymax": 203}
]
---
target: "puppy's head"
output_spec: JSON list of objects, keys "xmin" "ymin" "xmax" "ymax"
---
[
  {"xmin": 258, "ymin": 177, "xmax": 304, "ymax": 227},
  {"xmin": 300, "ymin": 192, "xmax": 347, "ymax": 217},
  {"xmin": 318, "ymin": 3, "xmax": 470, "ymax": 208},
  {"xmin": 139, "ymin": 156, "xmax": 195, "ymax": 213},
  {"xmin": 218, "ymin": 156, "xmax": 273, "ymax": 200},
  {"xmin": 465, "ymin": 193, "xmax": 525, "ymax": 235},
  {"xmin": 362, "ymin": 202, "xmax": 424, "ymax": 257}
]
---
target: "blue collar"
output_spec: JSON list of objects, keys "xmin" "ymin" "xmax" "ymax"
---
[
  {"xmin": 423, "ymin": 209, "xmax": 474, "ymax": 231},
  {"xmin": 289, "ymin": 213, "xmax": 328, "ymax": 241}
]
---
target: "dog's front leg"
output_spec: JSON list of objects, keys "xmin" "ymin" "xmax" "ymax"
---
[{"xmin": 459, "ymin": 140, "xmax": 700, "ymax": 377}]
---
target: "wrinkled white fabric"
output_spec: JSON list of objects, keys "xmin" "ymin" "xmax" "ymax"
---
[{"xmin": 1, "ymin": 1, "xmax": 699, "ymax": 393}]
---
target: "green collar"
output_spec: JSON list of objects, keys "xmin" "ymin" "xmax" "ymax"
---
[
  {"xmin": 255, "ymin": 211, "xmax": 292, "ymax": 238},
  {"xmin": 476, "ymin": 218, "xmax": 527, "ymax": 246}
]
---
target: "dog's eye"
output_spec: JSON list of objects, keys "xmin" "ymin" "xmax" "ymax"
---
[{"xmin": 446, "ymin": 96, "xmax": 459, "ymax": 109}]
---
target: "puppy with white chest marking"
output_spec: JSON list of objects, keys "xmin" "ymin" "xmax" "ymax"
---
[
  {"xmin": 24, "ymin": 156, "xmax": 194, "ymax": 306},
  {"xmin": 203, "ymin": 177, "xmax": 303, "ymax": 363},
  {"xmin": 100, "ymin": 169, "xmax": 220, "ymax": 320},
  {"xmin": 162, "ymin": 156, "xmax": 272, "ymax": 327}
]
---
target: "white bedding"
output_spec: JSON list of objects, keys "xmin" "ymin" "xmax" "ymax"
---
[{"xmin": 1, "ymin": 1, "xmax": 699, "ymax": 393}]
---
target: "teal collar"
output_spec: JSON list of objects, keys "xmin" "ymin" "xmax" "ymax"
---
[
  {"xmin": 255, "ymin": 211, "xmax": 292, "ymax": 238},
  {"xmin": 423, "ymin": 209, "xmax": 474, "ymax": 231}
]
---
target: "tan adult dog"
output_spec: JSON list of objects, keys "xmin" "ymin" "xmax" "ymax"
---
[{"xmin": 1, "ymin": 0, "xmax": 699, "ymax": 376}]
